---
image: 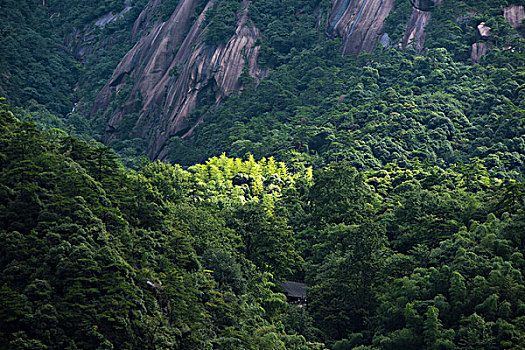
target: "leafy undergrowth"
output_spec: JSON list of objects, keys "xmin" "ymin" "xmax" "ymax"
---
[{"xmin": 1, "ymin": 104, "xmax": 525, "ymax": 349}]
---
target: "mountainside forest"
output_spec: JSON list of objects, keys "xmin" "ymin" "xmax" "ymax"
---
[{"xmin": 1, "ymin": 0, "xmax": 525, "ymax": 349}]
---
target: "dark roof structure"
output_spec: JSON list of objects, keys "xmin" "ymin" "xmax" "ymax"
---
[{"xmin": 278, "ymin": 281, "xmax": 307, "ymax": 299}]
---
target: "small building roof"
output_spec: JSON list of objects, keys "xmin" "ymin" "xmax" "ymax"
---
[{"xmin": 278, "ymin": 281, "xmax": 307, "ymax": 299}]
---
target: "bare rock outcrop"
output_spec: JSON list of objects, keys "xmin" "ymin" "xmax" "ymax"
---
[
  {"xmin": 65, "ymin": 28, "xmax": 98, "ymax": 62},
  {"xmin": 403, "ymin": 9, "xmax": 432, "ymax": 52},
  {"xmin": 328, "ymin": 0, "xmax": 395, "ymax": 55},
  {"xmin": 95, "ymin": 0, "xmax": 133, "ymax": 28},
  {"xmin": 327, "ymin": 0, "xmax": 444, "ymax": 55},
  {"xmin": 131, "ymin": 0, "xmax": 163, "ymax": 41},
  {"xmin": 65, "ymin": 0, "xmax": 135, "ymax": 62},
  {"xmin": 476, "ymin": 22, "xmax": 491, "ymax": 39},
  {"xmin": 504, "ymin": 5, "xmax": 525, "ymax": 33},
  {"xmin": 470, "ymin": 5, "xmax": 523, "ymax": 64},
  {"xmin": 91, "ymin": 0, "xmax": 266, "ymax": 159},
  {"xmin": 471, "ymin": 42, "xmax": 489, "ymax": 64},
  {"xmin": 402, "ymin": 0, "xmax": 441, "ymax": 52}
]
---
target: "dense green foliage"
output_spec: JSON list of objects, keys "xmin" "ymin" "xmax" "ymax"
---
[
  {"xmin": 182, "ymin": 53, "xmax": 524, "ymax": 179},
  {"xmin": 2, "ymin": 102, "xmax": 525, "ymax": 349},
  {"xmin": 0, "ymin": 105, "xmax": 317, "ymax": 349},
  {"xmin": 0, "ymin": 0, "xmax": 77, "ymax": 115},
  {"xmin": 186, "ymin": 44, "xmax": 525, "ymax": 178},
  {"xmin": 167, "ymin": 0, "xmax": 525, "ymax": 182},
  {"xmin": 304, "ymin": 162, "xmax": 525, "ymax": 348},
  {"xmin": 2, "ymin": 0, "xmax": 525, "ymax": 349},
  {"xmin": 0, "ymin": 0, "xmax": 148, "ymax": 136},
  {"xmin": 203, "ymin": 0, "xmax": 240, "ymax": 45},
  {"xmin": 249, "ymin": 0, "xmax": 326, "ymax": 68}
]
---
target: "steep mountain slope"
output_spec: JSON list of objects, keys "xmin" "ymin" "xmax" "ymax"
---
[
  {"xmin": 89, "ymin": 0, "xmax": 524, "ymax": 165},
  {"xmin": 157, "ymin": 1, "xmax": 524, "ymax": 178},
  {"xmin": 1, "ymin": 0, "xmax": 524, "ymax": 170},
  {"xmin": 328, "ymin": 0, "xmax": 396, "ymax": 54},
  {"xmin": 2, "ymin": 2, "xmax": 525, "ymax": 349},
  {"xmin": 91, "ymin": 0, "xmax": 268, "ymax": 159},
  {"xmin": 89, "ymin": 0, "xmax": 423, "ymax": 159}
]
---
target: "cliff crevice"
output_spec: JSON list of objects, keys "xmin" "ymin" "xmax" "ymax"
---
[
  {"xmin": 328, "ymin": 0, "xmax": 395, "ymax": 55},
  {"xmin": 90, "ymin": 0, "xmax": 266, "ymax": 159},
  {"xmin": 402, "ymin": 8, "xmax": 432, "ymax": 52}
]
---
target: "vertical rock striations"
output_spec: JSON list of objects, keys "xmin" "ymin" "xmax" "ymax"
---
[
  {"xmin": 150, "ymin": 1, "xmax": 268, "ymax": 159},
  {"xmin": 471, "ymin": 42, "xmax": 489, "ymax": 64},
  {"xmin": 327, "ymin": 0, "xmax": 440, "ymax": 55},
  {"xmin": 131, "ymin": 0, "xmax": 164, "ymax": 41},
  {"xmin": 91, "ymin": 0, "xmax": 267, "ymax": 159},
  {"xmin": 504, "ymin": 5, "xmax": 525, "ymax": 35},
  {"xmin": 402, "ymin": 9, "xmax": 432, "ymax": 52},
  {"xmin": 402, "ymin": 0, "xmax": 441, "ymax": 52},
  {"xmin": 328, "ymin": 0, "xmax": 396, "ymax": 55}
]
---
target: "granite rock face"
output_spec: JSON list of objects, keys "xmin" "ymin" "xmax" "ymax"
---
[
  {"xmin": 328, "ymin": 0, "xmax": 396, "ymax": 55},
  {"xmin": 471, "ymin": 42, "xmax": 489, "ymax": 64},
  {"xmin": 476, "ymin": 22, "xmax": 491, "ymax": 39},
  {"xmin": 470, "ymin": 5, "xmax": 524, "ymax": 64},
  {"xmin": 327, "ymin": 0, "xmax": 442, "ymax": 55},
  {"xmin": 401, "ymin": 0, "xmax": 442, "ymax": 52},
  {"xmin": 91, "ymin": 0, "xmax": 267, "ymax": 159},
  {"xmin": 504, "ymin": 4, "xmax": 525, "ymax": 33},
  {"xmin": 92, "ymin": 0, "xmax": 523, "ymax": 159},
  {"xmin": 402, "ymin": 8, "xmax": 432, "ymax": 52},
  {"xmin": 65, "ymin": 0, "xmax": 135, "ymax": 62}
]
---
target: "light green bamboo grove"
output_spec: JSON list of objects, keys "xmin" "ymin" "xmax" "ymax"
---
[
  {"xmin": 1, "ymin": 0, "xmax": 525, "ymax": 348},
  {"xmin": 1, "ymin": 106, "xmax": 524, "ymax": 349}
]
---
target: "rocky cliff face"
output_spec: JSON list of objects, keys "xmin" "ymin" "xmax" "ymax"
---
[
  {"xmin": 471, "ymin": 42, "xmax": 489, "ymax": 64},
  {"xmin": 328, "ymin": 0, "xmax": 396, "ymax": 55},
  {"xmin": 402, "ymin": 8, "xmax": 432, "ymax": 52},
  {"xmin": 470, "ymin": 23, "xmax": 491, "ymax": 64},
  {"xmin": 470, "ymin": 5, "xmax": 524, "ymax": 63},
  {"xmin": 327, "ymin": 0, "xmax": 442, "ymax": 55},
  {"xmin": 91, "ymin": 0, "xmax": 267, "ymax": 159},
  {"xmin": 131, "ymin": 0, "xmax": 163, "ymax": 41},
  {"xmin": 92, "ymin": 0, "xmax": 524, "ymax": 160},
  {"xmin": 401, "ymin": 0, "xmax": 442, "ymax": 52},
  {"xmin": 504, "ymin": 4, "xmax": 525, "ymax": 35},
  {"xmin": 93, "ymin": 0, "xmax": 441, "ymax": 159},
  {"xmin": 65, "ymin": 0, "xmax": 134, "ymax": 62}
]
